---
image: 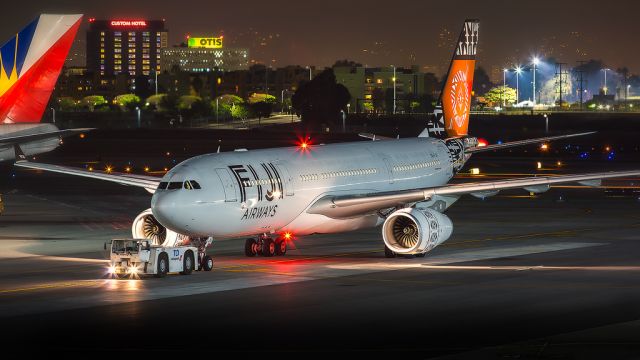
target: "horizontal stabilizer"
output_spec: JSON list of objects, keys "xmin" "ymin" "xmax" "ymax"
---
[
  {"xmin": 0, "ymin": 128, "xmax": 93, "ymax": 147},
  {"xmin": 466, "ymin": 132, "xmax": 596, "ymax": 153}
]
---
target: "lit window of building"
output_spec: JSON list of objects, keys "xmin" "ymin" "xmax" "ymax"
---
[{"xmin": 87, "ymin": 19, "xmax": 168, "ymax": 77}]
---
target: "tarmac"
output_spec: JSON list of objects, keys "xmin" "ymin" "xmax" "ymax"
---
[{"xmin": 1, "ymin": 164, "xmax": 640, "ymax": 357}]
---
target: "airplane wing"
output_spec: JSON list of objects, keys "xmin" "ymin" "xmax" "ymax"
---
[
  {"xmin": 0, "ymin": 128, "xmax": 94, "ymax": 148},
  {"xmin": 13, "ymin": 145, "xmax": 160, "ymax": 193},
  {"xmin": 307, "ymin": 170, "xmax": 640, "ymax": 219},
  {"xmin": 465, "ymin": 132, "xmax": 595, "ymax": 153}
]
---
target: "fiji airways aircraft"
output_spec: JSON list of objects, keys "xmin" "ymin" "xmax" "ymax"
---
[
  {"xmin": 0, "ymin": 14, "xmax": 90, "ymax": 161},
  {"xmin": 15, "ymin": 20, "xmax": 640, "ymax": 261}
]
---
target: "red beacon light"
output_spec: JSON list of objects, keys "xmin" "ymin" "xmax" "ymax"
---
[
  {"xmin": 295, "ymin": 136, "xmax": 313, "ymax": 152},
  {"xmin": 477, "ymin": 138, "xmax": 488, "ymax": 147}
]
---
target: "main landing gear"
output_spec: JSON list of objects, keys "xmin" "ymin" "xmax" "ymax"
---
[{"xmin": 245, "ymin": 235, "xmax": 288, "ymax": 257}]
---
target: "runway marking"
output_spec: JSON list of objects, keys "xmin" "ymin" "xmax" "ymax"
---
[{"xmin": 0, "ymin": 280, "xmax": 103, "ymax": 294}]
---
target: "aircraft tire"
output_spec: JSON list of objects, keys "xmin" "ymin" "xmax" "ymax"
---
[
  {"xmin": 262, "ymin": 238, "xmax": 276, "ymax": 257},
  {"xmin": 202, "ymin": 255, "xmax": 214, "ymax": 271},
  {"xmin": 245, "ymin": 238, "xmax": 258, "ymax": 257},
  {"xmin": 275, "ymin": 238, "xmax": 287, "ymax": 256}
]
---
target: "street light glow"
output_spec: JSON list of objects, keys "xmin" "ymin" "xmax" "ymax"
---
[{"xmin": 532, "ymin": 57, "xmax": 540, "ymax": 65}]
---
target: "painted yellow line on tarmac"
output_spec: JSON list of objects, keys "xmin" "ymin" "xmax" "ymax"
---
[{"xmin": 0, "ymin": 280, "xmax": 103, "ymax": 295}]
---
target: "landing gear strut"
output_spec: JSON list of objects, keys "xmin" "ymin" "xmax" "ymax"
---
[
  {"xmin": 245, "ymin": 235, "xmax": 288, "ymax": 257},
  {"xmin": 191, "ymin": 237, "xmax": 213, "ymax": 271}
]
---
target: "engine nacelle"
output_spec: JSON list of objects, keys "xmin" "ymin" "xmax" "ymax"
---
[
  {"xmin": 132, "ymin": 209, "xmax": 187, "ymax": 246},
  {"xmin": 382, "ymin": 207, "xmax": 453, "ymax": 255}
]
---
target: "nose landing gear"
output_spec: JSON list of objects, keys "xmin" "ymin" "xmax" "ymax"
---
[{"xmin": 245, "ymin": 235, "xmax": 288, "ymax": 257}]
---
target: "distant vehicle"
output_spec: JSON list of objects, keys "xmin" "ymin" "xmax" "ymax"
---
[
  {"xmin": 513, "ymin": 100, "xmax": 534, "ymax": 108},
  {"xmin": 0, "ymin": 14, "xmax": 91, "ymax": 161},
  {"xmin": 15, "ymin": 20, "xmax": 640, "ymax": 270}
]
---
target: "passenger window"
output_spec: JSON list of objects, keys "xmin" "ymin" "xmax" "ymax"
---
[
  {"xmin": 184, "ymin": 181, "xmax": 193, "ymax": 190},
  {"xmin": 158, "ymin": 182, "xmax": 168, "ymax": 190},
  {"xmin": 191, "ymin": 181, "xmax": 201, "ymax": 189}
]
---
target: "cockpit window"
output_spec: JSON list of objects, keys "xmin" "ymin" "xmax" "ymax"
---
[
  {"xmin": 168, "ymin": 182, "xmax": 183, "ymax": 190},
  {"xmin": 158, "ymin": 182, "xmax": 168, "ymax": 190},
  {"xmin": 183, "ymin": 180, "xmax": 202, "ymax": 190}
]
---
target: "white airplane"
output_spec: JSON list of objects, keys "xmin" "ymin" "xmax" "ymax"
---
[
  {"xmin": 14, "ymin": 20, "xmax": 640, "ymax": 263},
  {"xmin": 0, "ymin": 14, "xmax": 91, "ymax": 161}
]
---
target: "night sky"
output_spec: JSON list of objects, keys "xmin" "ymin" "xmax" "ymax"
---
[{"xmin": 2, "ymin": 0, "xmax": 638, "ymax": 77}]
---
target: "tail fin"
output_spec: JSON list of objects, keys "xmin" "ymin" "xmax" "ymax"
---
[
  {"xmin": 0, "ymin": 14, "xmax": 83, "ymax": 124},
  {"xmin": 438, "ymin": 19, "xmax": 479, "ymax": 138}
]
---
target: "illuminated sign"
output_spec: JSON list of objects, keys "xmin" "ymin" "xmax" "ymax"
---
[
  {"xmin": 188, "ymin": 37, "xmax": 223, "ymax": 49},
  {"xmin": 110, "ymin": 20, "xmax": 148, "ymax": 27}
]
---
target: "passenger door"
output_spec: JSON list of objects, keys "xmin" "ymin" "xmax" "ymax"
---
[
  {"xmin": 215, "ymin": 168, "xmax": 238, "ymax": 202},
  {"xmin": 275, "ymin": 162, "xmax": 294, "ymax": 196}
]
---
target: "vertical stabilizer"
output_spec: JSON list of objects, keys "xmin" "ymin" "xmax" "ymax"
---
[
  {"xmin": 0, "ymin": 14, "xmax": 83, "ymax": 124},
  {"xmin": 435, "ymin": 19, "xmax": 479, "ymax": 138}
]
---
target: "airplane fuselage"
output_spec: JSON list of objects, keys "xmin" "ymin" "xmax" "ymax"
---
[{"xmin": 151, "ymin": 137, "xmax": 457, "ymax": 239}]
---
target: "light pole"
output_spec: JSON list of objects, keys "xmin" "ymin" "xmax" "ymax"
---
[
  {"xmin": 216, "ymin": 97, "xmax": 219, "ymax": 124},
  {"xmin": 515, "ymin": 66, "xmax": 522, "ymax": 104},
  {"xmin": 265, "ymin": 66, "xmax": 269, "ymax": 95},
  {"xmin": 154, "ymin": 70, "xmax": 158, "ymax": 95},
  {"xmin": 503, "ymin": 68, "xmax": 508, "ymax": 108},
  {"xmin": 544, "ymin": 113, "xmax": 548, "ymax": 133},
  {"xmin": 391, "ymin": 65, "xmax": 396, "ymax": 114},
  {"xmin": 306, "ymin": 66, "xmax": 312, "ymax": 81},
  {"xmin": 281, "ymin": 89, "xmax": 286, "ymax": 113},
  {"xmin": 50, "ymin": 107, "xmax": 55, "ymax": 124},
  {"xmin": 136, "ymin": 107, "xmax": 141, "ymax": 128},
  {"xmin": 532, "ymin": 57, "xmax": 539, "ymax": 105},
  {"xmin": 602, "ymin": 68, "xmax": 610, "ymax": 95}
]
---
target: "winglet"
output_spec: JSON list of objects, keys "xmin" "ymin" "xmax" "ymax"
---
[{"xmin": 14, "ymin": 144, "xmax": 27, "ymax": 162}]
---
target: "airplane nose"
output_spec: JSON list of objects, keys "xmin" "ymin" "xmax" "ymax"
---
[{"xmin": 151, "ymin": 192, "xmax": 182, "ymax": 232}]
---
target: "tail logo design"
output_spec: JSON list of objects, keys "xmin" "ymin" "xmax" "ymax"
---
[
  {"xmin": 449, "ymin": 69, "xmax": 470, "ymax": 129},
  {"xmin": 0, "ymin": 14, "xmax": 83, "ymax": 124},
  {"xmin": 436, "ymin": 19, "xmax": 479, "ymax": 139}
]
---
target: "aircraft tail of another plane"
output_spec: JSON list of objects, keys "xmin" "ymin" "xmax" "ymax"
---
[
  {"xmin": 0, "ymin": 14, "xmax": 83, "ymax": 124},
  {"xmin": 428, "ymin": 19, "xmax": 479, "ymax": 139}
]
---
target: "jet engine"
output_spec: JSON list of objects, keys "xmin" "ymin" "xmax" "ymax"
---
[
  {"xmin": 132, "ymin": 209, "xmax": 184, "ymax": 246},
  {"xmin": 382, "ymin": 207, "xmax": 453, "ymax": 255}
]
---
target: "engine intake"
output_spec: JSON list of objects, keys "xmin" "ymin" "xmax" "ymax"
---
[
  {"xmin": 132, "ymin": 209, "xmax": 185, "ymax": 246},
  {"xmin": 382, "ymin": 207, "xmax": 453, "ymax": 255}
]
